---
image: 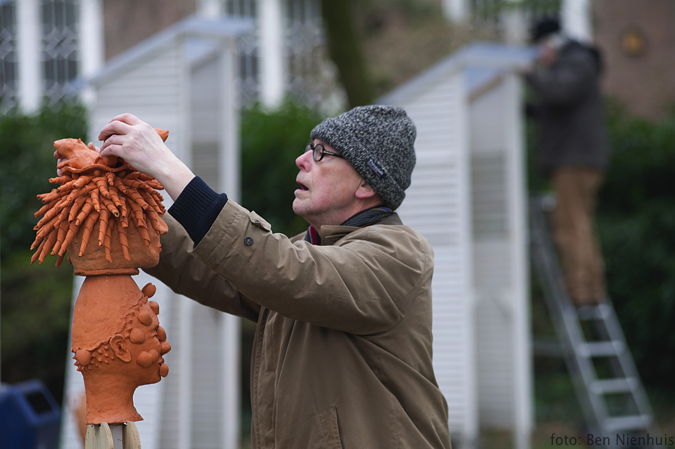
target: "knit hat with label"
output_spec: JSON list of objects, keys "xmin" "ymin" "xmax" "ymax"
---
[{"xmin": 309, "ymin": 105, "xmax": 416, "ymax": 210}]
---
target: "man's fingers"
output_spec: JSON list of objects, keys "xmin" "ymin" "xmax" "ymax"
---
[
  {"xmin": 109, "ymin": 112, "xmax": 142, "ymax": 126},
  {"xmin": 100, "ymin": 134, "xmax": 124, "ymax": 153},
  {"xmin": 98, "ymin": 120, "xmax": 133, "ymax": 141},
  {"xmin": 99, "ymin": 143, "xmax": 123, "ymax": 158}
]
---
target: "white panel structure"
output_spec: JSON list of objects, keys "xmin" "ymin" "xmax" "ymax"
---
[
  {"xmin": 562, "ymin": 0, "xmax": 592, "ymax": 43},
  {"xmin": 442, "ymin": 0, "xmax": 468, "ymax": 23},
  {"xmin": 381, "ymin": 54, "xmax": 476, "ymax": 449},
  {"xmin": 59, "ymin": 16, "xmax": 249, "ymax": 449},
  {"xmin": 258, "ymin": 0, "xmax": 285, "ymax": 107},
  {"xmin": 400, "ymin": 75, "xmax": 475, "ymax": 442},
  {"xmin": 470, "ymin": 71, "xmax": 532, "ymax": 449},
  {"xmin": 380, "ymin": 43, "xmax": 532, "ymax": 449},
  {"xmin": 78, "ymin": 0, "xmax": 104, "ymax": 107},
  {"xmin": 16, "ymin": 0, "xmax": 41, "ymax": 111}
]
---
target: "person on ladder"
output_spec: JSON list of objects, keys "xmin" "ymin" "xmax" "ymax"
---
[{"xmin": 524, "ymin": 17, "xmax": 611, "ymax": 307}]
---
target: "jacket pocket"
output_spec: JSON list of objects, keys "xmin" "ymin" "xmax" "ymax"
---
[{"xmin": 317, "ymin": 406, "xmax": 344, "ymax": 449}]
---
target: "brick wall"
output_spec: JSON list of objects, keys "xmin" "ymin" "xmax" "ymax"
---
[
  {"xmin": 103, "ymin": 0, "xmax": 196, "ymax": 60},
  {"xmin": 593, "ymin": 0, "xmax": 675, "ymax": 119}
]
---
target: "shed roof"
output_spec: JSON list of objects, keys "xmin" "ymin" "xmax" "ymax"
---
[
  {"xmin": 379, "ymin": 42, "xmax": 534, "ymax": 105},
  {"xmin": 89, "ymin": 15, "xmax": 252, "ymax": 87}
]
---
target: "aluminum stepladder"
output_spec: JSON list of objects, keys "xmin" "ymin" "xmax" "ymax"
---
[{"xmin": 529, "ymin": 196, "xmax": 655, "ymax": 448}]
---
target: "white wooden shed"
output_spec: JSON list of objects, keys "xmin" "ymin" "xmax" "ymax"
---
[
  {"xmin": 59, "ymin": 16, "xmax": 249, "ymax": 449},
  {"xmin": 379, "ymin": 43, "xmax": 534, "ymax": 449}
]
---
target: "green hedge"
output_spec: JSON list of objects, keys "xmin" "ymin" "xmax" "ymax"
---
[
  {"xmin": 597, "ymin": 104, "xmax": 675, "ymax": 389},
  {"xmin": 0, "ymin": 102, "xmax": 88, "ymax": 403},
  {"xmin": 240, "ymin": 100, "xmax": 325, "ymax": 235},
  {"xmin": 0, "ymin": 102, "xmax": 88, "ymax": 257}
]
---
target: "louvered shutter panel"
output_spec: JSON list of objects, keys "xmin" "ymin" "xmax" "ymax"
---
[{"xmin": 393, "ymin": 71, "xmax": 478, "ymax": 443}]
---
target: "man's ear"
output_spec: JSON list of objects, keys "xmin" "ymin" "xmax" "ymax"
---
[
  {"xmin": 110, "ymin": 334, "xmax": 132, "ymax": 363},
  {"xmin": 355, "ymin": 180, "xmax": 377, "ymax": 199}
]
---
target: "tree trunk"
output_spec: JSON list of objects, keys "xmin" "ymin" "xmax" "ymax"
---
[{"xmin": 320, "ymin": 0, "xmax": 374, "ymax": 107}]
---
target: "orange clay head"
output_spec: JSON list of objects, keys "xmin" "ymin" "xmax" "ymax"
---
[
  {"xmin": 31, "ymin": 130, "xmax": 170, "ymax": 272},
  {"xmin": 71, "ymin": 277, "xmax": 171, "ymax": 423}
]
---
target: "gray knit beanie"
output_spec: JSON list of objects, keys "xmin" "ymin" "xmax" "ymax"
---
[{"xmin": 309, "ymin": 105, "xmax": 416, "ymax": 210}]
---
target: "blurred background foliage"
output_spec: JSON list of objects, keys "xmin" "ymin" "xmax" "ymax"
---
[
  {"xmin": 240, "ymin": 100, "xmax": 325, "ymax": 236},
  {"xmin": 322, "ymin": 0, "xmax": 498, "ymax": 104},
  {"xmin": 1, "ymin": 102, "xmax": 87, "ymax": 402},
  {"xmin": 0, "ymin": 102, "xmax": 88, "ymax": 256},
  {"xmin": 597, "ymin": 104, "xmax": 675, "ymax": 390}
]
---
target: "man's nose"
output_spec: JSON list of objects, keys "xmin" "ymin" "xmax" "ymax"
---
[{"xmin": 296, "ymin": 150, "xmax": 312, "ymax": 170}]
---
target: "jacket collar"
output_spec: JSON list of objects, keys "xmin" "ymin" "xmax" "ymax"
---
[{"xmin": 306, "ymin": 208, "xmax": 402, "ymax": 246}]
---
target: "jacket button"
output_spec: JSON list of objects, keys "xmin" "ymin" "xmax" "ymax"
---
[{"xmin": 244, "ymin": 236, "xmax": 254, "ymax": 246}]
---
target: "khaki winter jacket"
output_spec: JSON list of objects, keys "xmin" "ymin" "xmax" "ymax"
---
[{"xmin": 146, "ymin": 200, "xmax": 452, "ymax": 449}]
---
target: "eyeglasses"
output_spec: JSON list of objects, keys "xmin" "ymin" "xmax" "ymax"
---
[{"xmin": 306, "ymin": 142, "xmax": 344, "ymax": 162}]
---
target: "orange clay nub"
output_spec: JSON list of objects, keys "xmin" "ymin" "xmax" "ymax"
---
[{"xmin": 31, "ymin": 129, "xmax": 170, "ymax": 266}]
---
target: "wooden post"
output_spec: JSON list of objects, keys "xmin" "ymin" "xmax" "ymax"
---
[
  {"xmin": 84, "ymin": 423, "xmax": 141, "ymax": 449},
  {"xmin": 110, "ymin": 425, "xmax": 123, "ymax": 449}
]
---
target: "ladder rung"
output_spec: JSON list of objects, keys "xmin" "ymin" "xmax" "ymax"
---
[
  {"xmin": 604, "ymin": 414, "xmax": 652, "ymax": 432},
  {"xmin": 576, "ymin": 304, "xmax": 610, "ymax": 320},
  {"xmin": 578, "ymin": 341, "xmax": 624, "ymax": 357},
  {"xmin": 531, "ymin": 199, "xmax": 654, "ymax": 437},
  {"xmin": 591, "ymin": 378, "xmax": 637, "ymax": 394}
]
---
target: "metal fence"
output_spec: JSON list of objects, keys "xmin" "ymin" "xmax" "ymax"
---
[
  {"xmin": 0, "ymin": 0, "xmax": 18, "ymax": 112},
  {"xmin": 223, "ymin": 0, "xmax": 341, "ymax": 110},
  {"xmin": 0, "ymin": 0, "xmax": 341, "ymax": 113},
  {"xmin": 224, "ymin": 0, "xmax": 260, "ymax": 107},
  {"xmin": 0, "ymin": 0, "xmax": 80, "ymax": 113},
  {"xmin": 470, "ymin": 0, "xmax": 561, "ymax": 39},
  {"xmin": 40, "ymin": 0, "xmax": 79, "ymax": 103}
]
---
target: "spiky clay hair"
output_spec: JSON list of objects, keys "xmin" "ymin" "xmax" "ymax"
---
[{"xmin": 31, "ymin": 133, "xmax": 169, "ymax": 266}]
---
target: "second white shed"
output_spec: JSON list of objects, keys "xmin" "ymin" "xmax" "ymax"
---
[{"xmin": 379, "ymin": 42, "xmax": 534, "ymax": 449}]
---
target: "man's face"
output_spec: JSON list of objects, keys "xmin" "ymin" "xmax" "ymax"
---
[{"xmin": 292, "ymin": 139, "xmax": 364, "ymax": 227}]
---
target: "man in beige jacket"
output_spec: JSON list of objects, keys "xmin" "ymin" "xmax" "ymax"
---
[{"xmin": 97, "ymin": 105, "xmax": 452, "ymax": 449}]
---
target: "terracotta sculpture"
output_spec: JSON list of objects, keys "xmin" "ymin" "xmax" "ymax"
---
[
  {"xmin": 31, "ymin": 130, "xmax": 171, "ymax": 428},
  {"xmin": 31, "ymin": 132, "xmax": 169, "ymax": 271},
  {"xmin": 72, "ymin": 276, "xmax": 169, "ymax": 423}
]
